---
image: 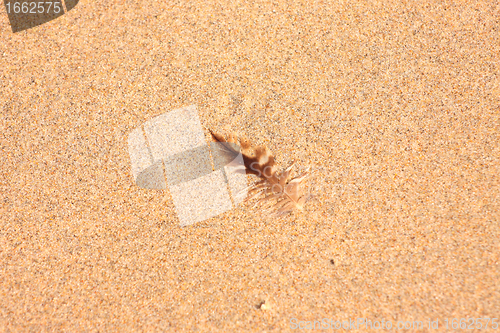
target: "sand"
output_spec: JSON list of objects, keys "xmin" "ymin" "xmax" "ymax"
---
[{"xmin": 1, "ymin": 1, "xmax": 499, "ymax": 332}]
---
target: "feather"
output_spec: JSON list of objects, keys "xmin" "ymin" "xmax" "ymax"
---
[{"xmin": 209, "ymin": 129, "xmax": 311, "ymax": 215}]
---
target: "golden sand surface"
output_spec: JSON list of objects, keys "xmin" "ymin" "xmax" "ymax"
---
[{"xmin": 1, "ymin": 1, "xmax": 499, "ymax": 332}]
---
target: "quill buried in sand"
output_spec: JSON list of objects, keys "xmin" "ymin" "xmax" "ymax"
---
[{"xmin": 208, "ymin": 129, "xmax": 311, "ymax": 215}]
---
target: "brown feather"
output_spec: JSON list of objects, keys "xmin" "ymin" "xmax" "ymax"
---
[{"xmin": 209, "ymin": 129, "xmax": 311, "ymax": 215}]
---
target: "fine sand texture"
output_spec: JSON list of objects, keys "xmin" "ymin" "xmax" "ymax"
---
[{"xmin": 1, "ymin": 1, "xmax": 499, "ymax": 332}]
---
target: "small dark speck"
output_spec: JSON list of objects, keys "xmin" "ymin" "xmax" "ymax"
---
[
  {"xmin": 330, "ymin": 259, "xmax": 335, "ymax": 265},
  {"xmin": 256, "ymin": 301, "xmax": 266, "ymax": 309}
]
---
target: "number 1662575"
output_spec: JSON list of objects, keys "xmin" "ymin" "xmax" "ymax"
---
[{"xmin": 5, "ymin": 2, "xmax": 63, "ymax": 14}]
